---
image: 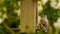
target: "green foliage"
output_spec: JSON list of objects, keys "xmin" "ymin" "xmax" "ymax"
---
[
  {"xmin": 0, "ymin": 0, "xmax": 20, "ymax": 27},
  {"xmin": 0, "ymin": 25, "xmax": 6, "ymax": 34},
  {"xmin": 39, "ymin": 0, "xmax": 60, "ymax": 34},
  {"xmin": 39, "ymin": 0, "xmax": 59, "ymax": 25},
  {"xmin": 0, "ymin": 0, "xmax": 20, "ymax": 33}
]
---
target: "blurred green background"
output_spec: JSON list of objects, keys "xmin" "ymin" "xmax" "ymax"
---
[
  {"xmin": 0, "ymin": 0, "xmax": 60, "ymax": 34},
  {"xmin": 38, "ymin": 0, "xmax": 60, "ymax": 34},
  {"xmin": 0, "ymin": 0, "xmax": 20, "ymax": 34}
]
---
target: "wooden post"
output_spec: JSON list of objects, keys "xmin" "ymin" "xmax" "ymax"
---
[{"xmin": 20, "ymin": 0, "xmax": 38, "ymax": 33}]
